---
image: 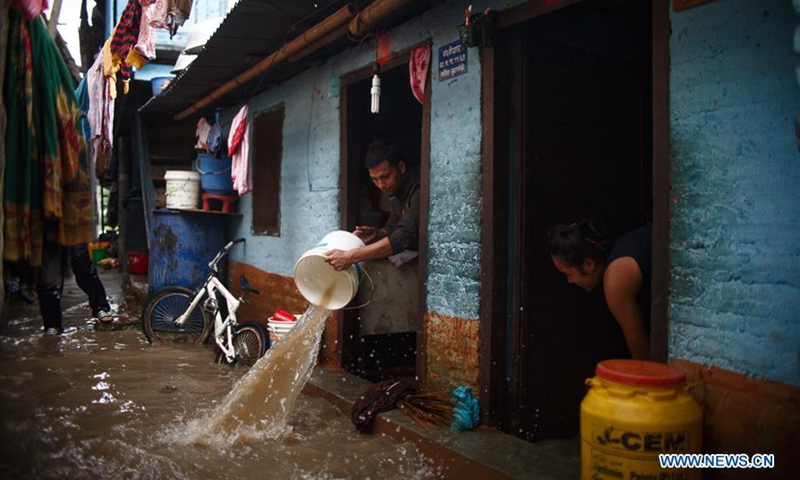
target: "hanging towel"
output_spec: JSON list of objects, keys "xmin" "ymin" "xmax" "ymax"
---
[
  {"xmin": 228, "ymin": 105, "xmax": 251, "ymax": 195},
  {"xmin": 409, "ymin": 44, "xmax": 431, "ymax": 105}
]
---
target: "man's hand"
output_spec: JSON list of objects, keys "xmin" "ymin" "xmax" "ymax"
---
[
  {"xmin": 354, "ymin": 226, "xmax": 379, "ymax": 244},
  {"xmin": 324, "ymin": 249, "xmax": 355, "ymax": 271}
]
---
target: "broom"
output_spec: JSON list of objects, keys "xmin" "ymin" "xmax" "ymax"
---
[
  {"xmin": 397, "ymin": 387, "xmax": 481, "ymax": 431},
  {"xmin": 396, "ymin": 391, "xmax": 454, "ymax": 429}
]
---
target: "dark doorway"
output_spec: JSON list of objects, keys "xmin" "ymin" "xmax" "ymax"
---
[
  {"xmin": 500, "ymin": 0, "xmax": 653, "ymax": 440},
  {"xmin": 340, "ymin": 55, "xmax": 426, "ymax": 382}
]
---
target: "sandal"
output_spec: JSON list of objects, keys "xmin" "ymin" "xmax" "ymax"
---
[{"xmin": 97, "ymin": 310, "xmax": 115, "ymax": 324}]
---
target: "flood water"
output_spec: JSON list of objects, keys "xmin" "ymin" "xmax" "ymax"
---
[{"xmin": 0, "ymin": 294, "xmax": 437, "ymax": 479}]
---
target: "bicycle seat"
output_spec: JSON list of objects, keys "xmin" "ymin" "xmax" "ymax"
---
[{"xmin": 239, "ymin": 275, "xmax": 260, "ymax": 295}]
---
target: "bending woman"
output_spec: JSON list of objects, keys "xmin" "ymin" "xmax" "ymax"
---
[{"xmin": 547, "ymin": 220, "xmax": 652, "ymax": 360}]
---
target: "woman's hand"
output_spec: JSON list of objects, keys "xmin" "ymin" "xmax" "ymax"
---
[{"xmin": 324, "ymin": 249, "xmax": 355, "ymax": 271}]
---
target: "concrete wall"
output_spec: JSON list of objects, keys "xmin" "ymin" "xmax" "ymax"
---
[
  {"xmin": 226, "ymin": 0, "xmax": 522, "ymax": 313},
  {"xmin": 669, "ymin": 0, "xmax": 800, "ymax": 387}
]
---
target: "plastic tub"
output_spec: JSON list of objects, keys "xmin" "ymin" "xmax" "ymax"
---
[
  {"xmin": 128, "ymin": 251, "xmax": 149, "ymax": 275},
  {"xmin": 164, "ymin": 170, "xmax": 200, "ymax": 209},
  {"xmin": 581, "ymin": 360, "xmax": 703, "ymax": 480},
  {"xmin": 196, "ymin": 153, "xmax": 234, "ymax": 194},
  {"xmin": 293, "ymin": 231, "xmax": 364, "ymax": 309},
  {"xmin": 151, "ymin": 76, "xmax": 174, "ymax": 96}
]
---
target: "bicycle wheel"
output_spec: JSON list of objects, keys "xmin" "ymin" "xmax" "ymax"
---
[
  {"xmin": 214, "ymin": 321, "xmax": 268, "ymax": 368},
  {"xmin": 142, "ymin": 287, "xmax": 211, "ymax": 344}
]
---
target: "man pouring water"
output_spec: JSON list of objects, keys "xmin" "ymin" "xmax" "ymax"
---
[{"xmin": 325, "ymin": 139, "xmax": 420, "ymax": 271}]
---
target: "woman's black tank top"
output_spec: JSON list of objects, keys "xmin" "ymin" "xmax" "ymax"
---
[{"xmin": 606, "ymin": 223, "xmax": 652, "ymax": 329}]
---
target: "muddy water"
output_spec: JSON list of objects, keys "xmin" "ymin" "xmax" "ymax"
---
[
  {"xmin": 0, "ymin": 303, "xmax": 436, "ymax": 479},
  {"xmin": 193, "ymin": 305, "xmax": 329, "ymax": 442}
]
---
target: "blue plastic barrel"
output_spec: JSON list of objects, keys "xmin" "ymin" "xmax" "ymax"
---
[
  {"xmin": 196, "ymin": 153, "xmax": 235, "ymax": 194},
  {"xmin": 148, "ymin": 210, "xmax": 227, "ymax": 295}
]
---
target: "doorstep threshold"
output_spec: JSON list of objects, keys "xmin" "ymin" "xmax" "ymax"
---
[{"xmin": 304, "ymin": 365, "xmax": 580, "ymax": 480}]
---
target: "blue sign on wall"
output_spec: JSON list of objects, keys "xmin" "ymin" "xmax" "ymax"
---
[{"xmin": 438, "ymin": 40, "xmax": 468, "ymax": 81}]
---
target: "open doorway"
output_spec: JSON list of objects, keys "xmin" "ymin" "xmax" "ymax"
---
[
  {"xmin": 339, "ymin": 52, "xmax": 427, "ymax": 382},
  {"xmin": 493, "ymin": 0, "xmax": 653, "ymax": 440}
]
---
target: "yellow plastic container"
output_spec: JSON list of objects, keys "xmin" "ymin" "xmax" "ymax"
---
[{"xmin": 581, "ymin": 360, "xmax": 703, "ymax": 480}]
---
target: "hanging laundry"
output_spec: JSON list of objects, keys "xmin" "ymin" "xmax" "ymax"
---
[
  {"xmin": 206, "ymin": 123, "xmax": 222, "ymax": 153},
  {"xmin": 228, "ymin": 105, "xmax": 251, "ymax": 195},
  {"xmin": 409, "ymin": 44, "xmax": 431, "ymax": 105},
  {"xmin": 135, "ymin": 0, "xmax": 158, "ymax": 61},
  {"xmin": 166, "ymin": 0, "xmax": 194, "ymax": 39},
  {"xmin": 87, "ymin": 53, "xmax": 114, "ymax": 176},
  {"xmin": 4, "ymin": 11, "xmax": 93, "ymax": 266},
  {"xmin": 148, "ymin": 0, "xmax": 169, "ymax": 29},
  {"xmin": 108, "ymin": 0, "xmax": 144, "ymax": 94},
  {"xmin": 195, "ymin": 117, "xmax": 212, "ymax": 151}
]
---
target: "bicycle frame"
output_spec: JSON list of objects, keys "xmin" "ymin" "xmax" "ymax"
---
[
  {"xmin": 206, "ymin": 276, "xmax": 241, "ymax": 363},
  {"xmin": 173, "ymin": 239, "xmax": 247, "ymax": 363}
]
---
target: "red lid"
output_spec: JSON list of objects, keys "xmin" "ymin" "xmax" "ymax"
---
[
  {"xmin": 596, "ymin": 360, "xmax": 686, "ymax": 386},
  {"xmin": 273, "ymin": 308, "xmax": 297, "ymax": 322}
]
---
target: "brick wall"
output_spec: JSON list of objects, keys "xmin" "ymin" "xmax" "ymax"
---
[{"xmin": 669, "ymin": 0, "xmax": 800, "ymax": 386}]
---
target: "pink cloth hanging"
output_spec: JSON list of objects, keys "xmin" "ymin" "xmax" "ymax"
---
[
  {"xmin": 135, "ymin": 0, "xmax": 157, "ymax": 59},
  {"xmin": 228, "ymin": 105, "xmax": 251, "ymax": 195},
  {"xmin": 409, "ymin": 44, "xmax": 431, "ymax": 105},
  {"xmin": 148, "ymin": 0, "xmax": 169, "ymax": 29}
]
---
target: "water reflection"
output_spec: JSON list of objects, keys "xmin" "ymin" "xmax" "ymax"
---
[{"xmin": 0, "ymin": 307, "xmax": 436, "ymax": 479}]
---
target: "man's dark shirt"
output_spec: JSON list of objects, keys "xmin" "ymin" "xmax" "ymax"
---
[{"xmin": 382, "ymin": 174, "xmax": 420, "ymax": 254}]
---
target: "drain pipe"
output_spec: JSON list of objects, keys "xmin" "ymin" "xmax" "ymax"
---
[
  {"xmin": 349, "ymin": 0, "xmax": 414, "ymax": 37},
  {"xmin": 292, "ymin": 0, "xmax": 415, "ymax": 63},
  {"xmin": 175, "ymin": 3, "xmax": 359, "ymax": 120},
  {"xmin": 175, "ymin": 0, "xmax": 416, "ymax": 121}
]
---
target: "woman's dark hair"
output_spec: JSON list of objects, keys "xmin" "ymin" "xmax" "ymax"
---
[
  {"xmin": 365, "ymin": 139, "xmax": 403, "ymax": 169},
  {"xmin": 547, "ymin": 219, "xmax": 614, "ymax": 268}
]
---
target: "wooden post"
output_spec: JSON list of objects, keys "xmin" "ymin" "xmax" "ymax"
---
[{"xmin": 48, "ymin": 0, "xmax": 64, "ymax": 39}]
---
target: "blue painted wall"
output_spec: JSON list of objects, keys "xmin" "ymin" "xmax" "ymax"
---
[
  {"xmin": 669, "ymin": 0, "xmax": 800, "ymax": 386},
  {"xmin": 227, "ymin": 0, "xmax": 522, "ymax": 322}
]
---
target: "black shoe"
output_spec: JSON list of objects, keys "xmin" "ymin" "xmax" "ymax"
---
[{"xmin": 17, "ymin": 290, "xmax": 36, "ymax": 304}]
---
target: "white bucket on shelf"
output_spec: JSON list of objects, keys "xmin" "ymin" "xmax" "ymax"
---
[
  {"xmin": 294, "ymin": 231, "xmax": 364, "ymax": 310},
  {"xmin": 164, "ymin": 170, "xmax": 200, "ymax": 209}
]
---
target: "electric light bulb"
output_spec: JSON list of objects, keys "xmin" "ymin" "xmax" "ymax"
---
[{"xmin": 370, "ymin": 74, "xmax": 381, "ymax": 114}]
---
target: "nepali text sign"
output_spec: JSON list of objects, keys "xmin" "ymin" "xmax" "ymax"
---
[{"xmin": 438, "ymin": 40, "xmax": 467, "ymax": 81}]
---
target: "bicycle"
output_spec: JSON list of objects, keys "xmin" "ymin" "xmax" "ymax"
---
[{"xmin": 141, "ymin": 238, "xmax": 269, "ymax": 368}]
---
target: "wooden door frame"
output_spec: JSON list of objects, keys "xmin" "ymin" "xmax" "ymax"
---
[
  {"xmin": 479, "ymin": 0, "xmax": 670, "ymax": 429},
  {"xmin": 338, "ymin": 42, "xmax": 432, "ymax": 386}
]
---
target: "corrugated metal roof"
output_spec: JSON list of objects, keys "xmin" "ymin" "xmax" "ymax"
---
[{"xmin": 139, "ymin": 0, "xmax": 436, "ymax": 118}]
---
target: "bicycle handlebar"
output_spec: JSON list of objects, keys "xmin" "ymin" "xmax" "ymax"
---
[{"xmin": 209, "ymin": 238, "xmax": 246, "ymax": 272}]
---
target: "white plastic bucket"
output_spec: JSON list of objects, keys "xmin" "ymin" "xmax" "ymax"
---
[
  {"xmin": 164, "ymin": 170, "xmax": 200, "ymax": 209},
  {"xmin": 267, "ymin": 315, "xmax": 300, "ymax": 345},
  {"xmin": 294, "ymin": 231, "xmax": 364, "ymax": 309}
]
